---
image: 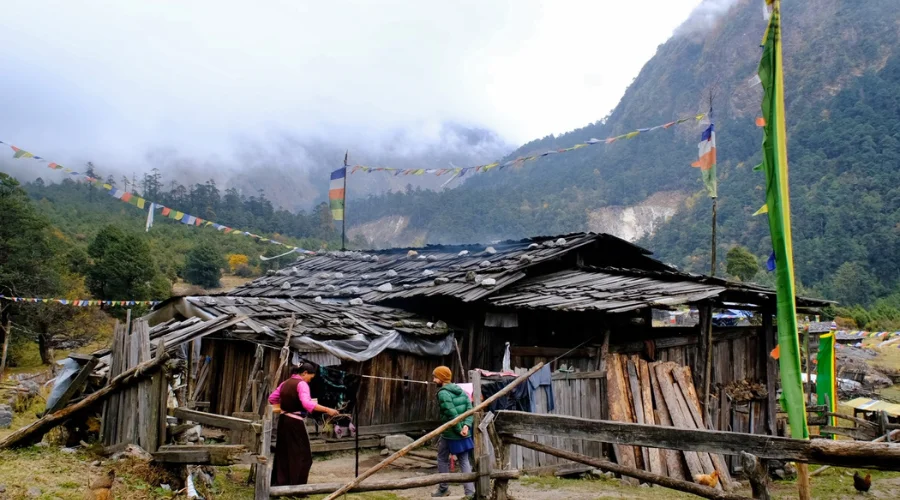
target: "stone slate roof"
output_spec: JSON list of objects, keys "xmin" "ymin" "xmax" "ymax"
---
[{"xmin": 228, "ymin": 233, "xmax": 672, "ymax": 303}]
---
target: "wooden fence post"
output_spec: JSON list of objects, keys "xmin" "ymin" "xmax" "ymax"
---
[
  {"xmin": 740, "ymin": 452, "xmax": 770, "ymax": 500},
  {"xmin": 254, "ymin": 412, "xmax": 273, "ymax": 500},
  {"xmin": 476, "ymin": 453, "xmax": 491, "ymax": 500}
]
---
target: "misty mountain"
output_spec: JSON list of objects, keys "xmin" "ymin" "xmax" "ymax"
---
[{"xmin": 348, "ymin": 0, "xmax": 900, "ymax": 304}]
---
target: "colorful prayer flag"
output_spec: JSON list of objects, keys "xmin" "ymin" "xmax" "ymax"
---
[
  {"xmin": 758, "ymin": 0, "xmax": 808, "ymax": 439},
  {"xmin": 329, "ymin": 167, "xmax": 346, "ymax": 221},
  {"xmin": 816, "ymin": 332, "xmax": 836, "ymax": 437},
  {"xmin": 691, "ymin": 123, "xmax": 717, "ymax": 198}
]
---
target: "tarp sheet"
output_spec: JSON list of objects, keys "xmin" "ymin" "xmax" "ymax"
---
[
  {"xmin": 45, "ymin": 358, "xmax": 81, "ymax": 411},
  {"xmin": 291, "ymin": 330, "xmax": 455, "ymax": 363}
]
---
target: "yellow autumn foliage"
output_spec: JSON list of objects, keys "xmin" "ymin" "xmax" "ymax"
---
[{"xmin": 226, "ymin": 253, "xmax": 249, "ymax": 273}]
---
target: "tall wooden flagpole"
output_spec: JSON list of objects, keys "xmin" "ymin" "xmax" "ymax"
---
[
  {"xmin": 702, "ymin": 91, "xmax": 717, "ymax": 422},
  {"xmin": 341, "ymin": 150, "xmax": 348, "ymax": 251}
]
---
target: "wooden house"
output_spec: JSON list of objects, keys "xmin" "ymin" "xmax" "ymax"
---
[{"xmin": 136, "ymin": 232, "xmax": 829, "ymax": 470}]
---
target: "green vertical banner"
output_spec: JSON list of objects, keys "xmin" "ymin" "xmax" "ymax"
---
[
  {"xmin": 758, "ymin": 0, "xmax": 809, "ymax": 439},
  {"xmin": 816, "ymin": 332, "xmax": 837, "ymax": 437}
]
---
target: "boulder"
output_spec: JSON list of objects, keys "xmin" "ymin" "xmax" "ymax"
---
[
  {"xmin": 383, "ymin": 434, "xmax": 414, "ymax": 451},
  {"xmin": 111, "ymin": 444, "xmax": 153, "ymax": 462},
  {"xmin": 0, "ymin": 405, "xmax": 13, "ymax": 429}
]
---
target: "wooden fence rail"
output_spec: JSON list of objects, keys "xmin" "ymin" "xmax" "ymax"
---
[{"xmin": 493, "ymin": 411, "xmax": 900, "ymax": 470}]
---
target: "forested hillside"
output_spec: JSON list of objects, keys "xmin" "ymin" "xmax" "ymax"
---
[{"xmin": 349, "ymin": 0, "xmax": 900, "ymax": 306}]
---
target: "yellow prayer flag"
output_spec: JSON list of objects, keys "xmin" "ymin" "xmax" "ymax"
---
[{"xmin": 136, "ymin": 198, "xmax": 145, "ymax": 209}]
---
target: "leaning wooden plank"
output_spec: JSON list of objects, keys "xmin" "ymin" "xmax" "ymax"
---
[
  {"xmin": 666, "ymin": 363, "xmax": 719, "ymax": 484},
  {"xmin": 271, "ymin": 470, "xmax": 522, "ymax": 497},
  {"xmin": 493, "ymin": 411, "xmax": 900, "ymax": 470},
  {"xmin": 604, "ymin": 353, "xmax": 638, "ymax": 483},
  {"xmin": 649, "ymin": 362, "xmax": 687, "ymax": 481},
  {"xmin": 45, "ymin": 356, "xmax": 99, "ymax": 414},
  {"xmin": 651, "ymin": 364, "xmax": 704, "ymax": 479},
  {"xmin": 620, "ymin": 355, "xmax": 642, "ymax": 468},
  {"xmin": 673, "ymin": 365, "xmax": 734, "ymax": 489},
  {"xmin": 137, "ymin": 320, "xmax": 151, "ymax": 450},
  {"xmin": 639, "ymin": 359, "xmax": 666, "ymax": 478},
  {"xmin": 321, "ymin": 363, "xmax": 545, "ymax": 500},
  {"xmin": 0, "ymin": 348, "xmax": 171, "ymax": 449},
  {"xmin": 505, "ymin": 436, "xmax": 751, "ymax": 500},
  {"xmin": 626, "ymin": 358, "xmax": 651, "ymax": 472}
]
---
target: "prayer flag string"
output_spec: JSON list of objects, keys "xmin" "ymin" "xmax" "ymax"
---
[
  {"xmin": 0, "ymin": 295, "xmax": 160, "ymax": 307},
  {"xmin": 346, "ymin": 113, "xmax": 706, "ymax": 177},
  {"xmin": 0, "ymin": 140, "xmax": 316, "ymax": 256}
]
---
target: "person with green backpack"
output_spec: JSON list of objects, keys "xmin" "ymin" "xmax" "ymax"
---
[{"xmin": 431, "ymin": 366, "xmax": 475, "ymax": 499}]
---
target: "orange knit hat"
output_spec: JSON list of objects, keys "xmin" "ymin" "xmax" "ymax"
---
[{"xmin": 433, "ymin": 366, "xmax": 452, "ymax": 384}]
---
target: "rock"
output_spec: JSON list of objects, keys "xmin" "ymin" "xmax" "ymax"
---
[
  {"xmin": 519, "ymin": 254, "xmax": 534, "ymax": 263},
  {"xmin": 417, "ymin": 255, "xmax": 427, "ymax": 260},
  {"xmin": 35, "ymin": 441, "xmax": 49, "ymax": 448},
  {"xmin": 864, "ymin": 371, "xmax": 892, "ymax": 389},
  {"xmin": 407, "ymin": 250, "xmax": 418, "ymax": 258},
  {"xmin": 383, "ymin": 434, "xmax": 414, "ymax": 451},
  {"xmin": 60, "ymin": 447, "xmax": 78, "ymax": 454},
  {"xmin": 0, "ymin": 405, "xmax": 12, "ymax": 429},
  {"xmin": 458, "ymin": 250, "xmax": 469, "ymax": 257},
  {"xmin": 386, "ymin": 269, "xmax": 398, "ymax": 277},
  {"xmin": 325, "ymin": 284, "xmax": 338, "ymax": 292},
  {"xmin": 481, "ymin": 278, "xmax": 497, "ymax": 287},
  {"xmin": 266, "ymin": 270, "xmax": 276, "ymax": 276},
  {"xmin": 350, "ymin": 286, "xmax": 361, "ymax": 295},
  {"xmin": 465, "ymin": 271, "xmax": 477, "ymax": 282},
  {"xmin": 555, "ymin": 238, "xmax": 567, "ymax": 246},
  {"xmin": 0, "ymin": 484, "xmax": 6, "ymax": 493},
  {"xmin": 426, "ymin": 255, "xmax": 438, "ymax": 262},
  {"xmin": 281, "ymin": 282, "xmax": 291, "ymax": 290},
  {"xmin": 423, "ymin": 270, "xmax": 435, "ymax": 277},
  {"xmin": 377, "ymin": 283, "xmax": 393, "ymax": 292},
  {"xmin": 479, "ymin": 260, "xmax": 491, "ymax": 268},
  {"xmin": 349, "ymin": 298, "xmax": 364, "ymax": 306},
  {"xmin": 361, "ymin": 274, "xmax": 370, "ymax": 280},
  {"xmin": 26, "ymin": 487, "xmax": 41, "ymax": 498},
  {"xmin": 434, "ymin": 277, "xmax": 450, "ymax": 285},
  {"xmin": 92, "ymin": 460, "xmax": 102, "ymax": 467},
  {"xmin": 334, "ymin": 272, "xmax": 344, "ymax": 278},
  {"xmin": 528, "ymin": 243, "xmax": 540, "ymax": 249},
  {"xmin": 484, "ymin": 246, "xmax": 497, "ymax": 255},
  {"xmin": 160, "ymin": 484, "xmax": 172, "ymax": 492},
  {"xmin": 380, "ymin": 448, "xmax": 390, "ymax": 456}
]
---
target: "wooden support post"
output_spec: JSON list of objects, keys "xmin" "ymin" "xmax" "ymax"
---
[
  {"xmin": 471, "ymin": 369, "xmax": 483, "ymax": 459},
  {"xmin": 740, "ymin": 452, "xmax": 770, "ymax": 500},
  {"xmin": 762, "ymin": 308, "xmax": 777, "ymax": 436},
  {"xmin": 503, "ymin": 435, "xmax": 751, "ymax": 500},
  {"xmin": 598, "ymin": 329, "xmax": 610, "ymax": 373},
  {"xmin": 486, "ymin": 414, "xmax": 511, "ymax": 500},
  {"xmin": 797, "ymin": 463, "xmax": 811, "ymax": 500},
  {"xmin": 455, "ymin": 337, "xmax": 467, "ymax": 383},
  {"xmin": 698, "ymin": 302, "xmax": 714, "ymax": 419},
  {"xmin": 476, "ymin": 453, "xmax": 491, "ymax": 500},
  {"xmin": 254, "ymin": 412, "xmax": 273, "ymax": 500},
  {"xmin": 322, "ymin": 364, "xmax": 544, "ymax": 500}
]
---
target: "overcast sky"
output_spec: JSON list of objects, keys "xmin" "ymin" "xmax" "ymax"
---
[{"xmin": 0, "ymin": 0, "xmax": 710, "ymax": 170}]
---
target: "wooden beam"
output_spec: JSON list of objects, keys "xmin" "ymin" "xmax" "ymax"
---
[
  {"xmin": 270, "ymin": 470, "xmax": 521, "ymax": 497},
  {"xmin": 356, "ymin": 420, "xmax": 442, "ymax": 436},
  {"xmin": 310, "ymin": 437, "xmax": 380, "ymax": 453},
  {"xmin": 503, "ymin": 435, "xmax": 751, "ymax": 500},
  {"xmin": 172, "ymin": 407, "xmax": 259, "ymax": 432},
  {"xmin": 322, "ymin": 363, "xmax": 544, "ymax": 500},
  {"xmin": 492, "ymin": 411, "xmax": 900, "ymax": 470},
  {"xmin": 153, "ymin": 444, "xmax": 259, "ymax": 465},
  {"xmin": 0, "ymin": 348, "xmax": 170, "ymax": 449},
  {"xmin": 762, "ymin": 309, "xmax": 777, "ymax": 436}
]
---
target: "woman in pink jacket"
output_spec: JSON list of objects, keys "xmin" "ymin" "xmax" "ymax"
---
[{"xmin": 268, "ymin": 362, "xmax": 339, "ymax": 486}]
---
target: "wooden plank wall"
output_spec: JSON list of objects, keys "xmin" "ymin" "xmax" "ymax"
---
[
  {"xmin": 100, "ymin": 317, "xmax": 165, "ymax": 452},
  {"xmin": 203, "ymin": 339, "xmax": 459, "ymax": 427},
  {"xmin": 504, "ymin": 371, "xmax": 605, "ymax": 470}
]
